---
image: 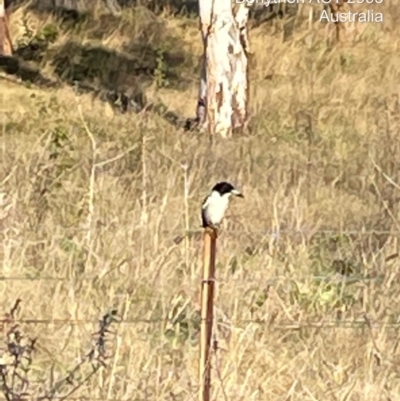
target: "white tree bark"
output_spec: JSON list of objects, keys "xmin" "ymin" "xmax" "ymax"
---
[
  {"xmin": 197, "ymin": 0, "xmax": 250, "ymax": 138},
  {"xmin": 0, "ymin": 0, "xmax": 13, "ymax": 56}
]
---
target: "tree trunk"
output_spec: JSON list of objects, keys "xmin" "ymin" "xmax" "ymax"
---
[
  {"xmin": 197, "ymin": 0, "xmax": 250, "ymax": 138},
  {"xmin": 0, "ymin": 0, "xmax": 12, "ymax": 56}
]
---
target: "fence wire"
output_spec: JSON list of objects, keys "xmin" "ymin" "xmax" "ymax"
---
[
  {"xmin": 165, "ymin": 229, "xmax": 400, "ymax": 235},
  {"xmin": 0, "ymin": 228, "xmax": 398, "ymax": 331},
  {"xmin": 1, "ymin": 227, "xmax": 398, "ymax": 281},
  {"xmin": 0, "ymin": 274, "xmax": 384, "ymax": 282},
  {"xmin": 3, "ymin": 228, "xmax": 400, "ymax": 237},
  {"xmin": 18, "ymin": 397, "xmax": 202, "ymax": 401},
  {"xmin": 0, "ymin": 317, "xmax": 397, "ymax": 330}
]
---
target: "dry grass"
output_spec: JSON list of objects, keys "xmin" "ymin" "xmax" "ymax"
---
[{"xmin": 1, "ymin": 3, "xmax": 400, "ymax": 400}]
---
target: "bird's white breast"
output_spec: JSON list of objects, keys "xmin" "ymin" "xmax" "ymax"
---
[{"xmin": 203, "ymin": 191, "xmax": 230, "ymax": 225}]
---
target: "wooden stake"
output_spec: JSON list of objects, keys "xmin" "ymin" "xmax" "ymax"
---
[{"xmin": 199, "ymin": 227, "xmax": 217, "ymax": 401}]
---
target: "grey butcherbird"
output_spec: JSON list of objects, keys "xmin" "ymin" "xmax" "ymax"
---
[{"xmin": 201, "ymin": 182, "xmax": 244, "ymax": 229}]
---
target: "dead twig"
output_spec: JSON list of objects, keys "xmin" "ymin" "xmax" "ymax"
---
[
  {"xmin": 38, "ymin": 310, "xmax": 118, "ymax": 401},
  {"xmin": 0, "ymin": 300, "xmax": 118, "ymax": 401}
]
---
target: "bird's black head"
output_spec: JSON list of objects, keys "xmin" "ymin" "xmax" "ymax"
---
[{"xmin": 211, "ymin": 182, "xmax": 244, "ymax": 197}]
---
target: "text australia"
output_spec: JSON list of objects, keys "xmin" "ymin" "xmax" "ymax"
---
[{"xmin": 320, "ymin": 10, "xmax": 383, "ymax": 23}]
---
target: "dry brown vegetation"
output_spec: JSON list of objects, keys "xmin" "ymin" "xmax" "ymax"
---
[{"xmin": 1, "ymin": 1, "xmax": 400, "ymax": 400}]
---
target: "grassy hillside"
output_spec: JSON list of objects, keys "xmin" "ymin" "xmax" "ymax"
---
[{"xmin": 1, "ymin": 2, "xmax": 400, "ymax": 400}]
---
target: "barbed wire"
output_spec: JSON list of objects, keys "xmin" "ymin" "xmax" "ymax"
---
[
  {"xmin": 1, "ymin": 317, "xmax": 399, "ymax": 329},
  {"xmin": 3, "ymin": 228, "xmax": 400, "ymax": 237},
  {"xmin": 166, "ymin": 228, "xmax": 400, "ymax": 244},
  {"xmin": 0, "ymin": 398, "xmax": 132, "ymax": 401},
  {"xmin": 165, "ymin": 229, "xmax": 400, "ymax": 236},
  {"xmin": 0, "ymin": 274, "xmax": 386, "ymax": 282}
]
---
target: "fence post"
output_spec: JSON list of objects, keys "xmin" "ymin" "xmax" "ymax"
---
[{"xmin": 199, "ymin": 226, "xmax": 217, "ymax": 401}]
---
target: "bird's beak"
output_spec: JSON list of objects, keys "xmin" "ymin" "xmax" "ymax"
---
[{"xmin": 232, "ymin": 189, "xmax": 244, "ymax": 198}]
